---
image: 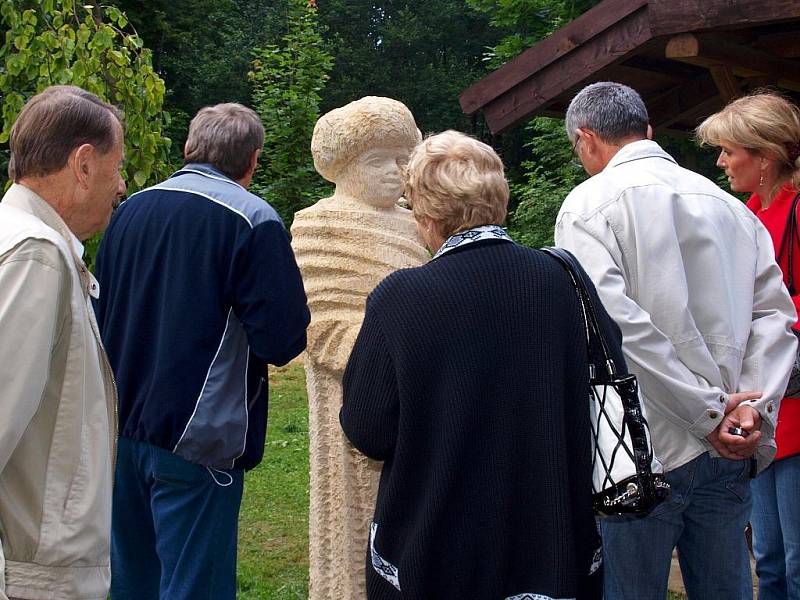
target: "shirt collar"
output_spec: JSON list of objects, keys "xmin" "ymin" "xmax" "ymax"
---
[
  {"xmin": 431, "ymin": 224, "xmax": 514, "ymax": 260},
  {"xmin": 605, "ymin": 139, "xmax": 678, "ymax": 172},
  {"xmin": 67, "ymin": 228, "xmax": 85, "ymax": 259}
]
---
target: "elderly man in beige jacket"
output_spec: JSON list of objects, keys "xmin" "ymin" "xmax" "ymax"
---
[{"xmin": 0, "ymin": 86, "xmax": 125, "ymax": 600}]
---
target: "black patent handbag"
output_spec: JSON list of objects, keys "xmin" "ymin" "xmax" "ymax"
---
[{"xmin": 543, "ymin": 247, "xmax": 670, "ymax": 516}]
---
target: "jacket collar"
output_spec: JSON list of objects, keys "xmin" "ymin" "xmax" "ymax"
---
[
  {"xmin": 174, "ymin": 162, "xmax": 227, "ymax": 178},
  {"xmin": 2, "ymin": 183, "xmax": 100, "ymax": 297},
  {"xmin": 172, "ymin": 163, "xmax": 244, "ymax": 189},
  {"xmin": 2, "ymin": 183, "xmax": 84, "ymax": 258},
  {"xmin": 604, "ymin": 139, "xmax": 677, "ymax": 172},
  {"xmin": 432, "ymin": 224, "xmax": 513, "ymax": 260}
]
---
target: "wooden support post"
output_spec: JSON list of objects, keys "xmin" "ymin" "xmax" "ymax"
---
[{"xmin": 708, "ymin": 65, "xmax": 740, "ymax": 101}]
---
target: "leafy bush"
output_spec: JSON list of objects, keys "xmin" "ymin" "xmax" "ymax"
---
[
  {"xmin": 507, "ymin": 117, "xmax": 586, "ymax": 247},
  {"xmin": 248, "ymin": 0, "xmax": 333, "ymax": 225},
  {"xmin": 0, "ymin": 0, "xmax": 172, "ymax": 193}
]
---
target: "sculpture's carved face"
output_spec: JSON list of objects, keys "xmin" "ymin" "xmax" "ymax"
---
[{"xmin": 338, "ymin": 147, "xmax": 411, "ymax": 208}]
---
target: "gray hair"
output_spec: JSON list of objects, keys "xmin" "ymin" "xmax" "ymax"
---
[
  {"xmin": 9, "ymin": 85, "xmax": 122, "ymax": 181},
  {"xmin": 565, "ymin": 82, "xmax": 649, "ymax": 144},
  {"xmin": 184, "ymin": 103, "xmax": 265, "ymax": 180}
]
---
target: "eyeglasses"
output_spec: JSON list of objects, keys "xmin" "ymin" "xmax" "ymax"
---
[
  {"xmin": 571, "ymin": 135, "xmax": 581, "ymax": 158},
  {"xmin": 570, "ymin": 136, "xmax": 583, "ymax": 169}
]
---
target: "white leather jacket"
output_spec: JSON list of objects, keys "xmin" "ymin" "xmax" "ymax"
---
[
  {"xmin": 0, "ymin": 184, "xmax": 116, "ymax": 600},
  {"xmin": 556, "ymin": 140, "xmax": 797, "ymax": 473}
]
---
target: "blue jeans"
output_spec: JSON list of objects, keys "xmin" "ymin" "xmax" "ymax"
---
[
  {"xmin": 750, "ymin": 453, "xmax": 800, "ymax": 600},
  {"xmin": 110, "ymin": 437, "xmax": 244, "ymax": 600},
  {"xmin": 600, "ymin": 452, "xmax": 753, "ymax": 600}
]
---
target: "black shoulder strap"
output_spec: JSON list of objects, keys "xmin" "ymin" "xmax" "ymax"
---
[
  {"xmin": 542, "ymin": 246, "xmax": 618, "ymax": 377},
  {"xmin": 778, "ymin": 192, "xmax": 800, "ymax": 295}
]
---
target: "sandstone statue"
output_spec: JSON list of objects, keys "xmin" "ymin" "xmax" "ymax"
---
[{"xmin": 291, "ymin": 97, "xmax": 429, "ymax": 600}]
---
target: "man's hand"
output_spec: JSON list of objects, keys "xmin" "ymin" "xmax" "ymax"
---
[
  {"xmin": 717, "ymin": 405, "xmax": 763, "ymax": 459},
  {"xmin": 706, "ymin": 392, "xmax": 762, "ymax": 459},
  {"xmin": 724, "ymin": 391, "xmax": 762, "ymax": 415},
  {"xmin": 707, "ymin": 427, "xmax": 745, "ymax": 459}
]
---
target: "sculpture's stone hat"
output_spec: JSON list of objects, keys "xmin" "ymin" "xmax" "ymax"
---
[{"xmin": 311, "ymin": 96, "xmax": 421, "ymax": 183}]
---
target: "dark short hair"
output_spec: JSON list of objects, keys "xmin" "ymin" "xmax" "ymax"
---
[
  {"xmin": 184, "ymin": 103, "xmax": 265, "ymax": 180},
  {"xmin": 9, "ymin": 85, "xmax": 123, "ymax": 181}
]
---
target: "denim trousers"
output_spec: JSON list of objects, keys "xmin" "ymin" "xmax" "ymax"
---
[
  {"xmin": 600, "ymin": 452, "xmax": 753, "ymax": 600},
  {"xmin": 110, "ymin": 437, "xmax": 244, "ymax": 600},
  {"xmin": 750, "ymin": 453, "xmax": 800, "ymax": 600}
]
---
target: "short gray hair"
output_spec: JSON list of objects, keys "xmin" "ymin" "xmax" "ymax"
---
[
  {"xmin": 565, "ymin": 82, "xmax": 649, "ymax": 144},
  {"xmin": 184, "ymin": 103, "xmax": 265, "ymax": 180},
  {"xmin": 9, "ymin": 85, "xmax": 122, "ymax": 181}
]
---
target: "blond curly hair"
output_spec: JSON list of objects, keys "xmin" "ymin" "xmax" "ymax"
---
[{"xmin": 403, "ymin": 130, "xmax": 508, "ymax": 240}]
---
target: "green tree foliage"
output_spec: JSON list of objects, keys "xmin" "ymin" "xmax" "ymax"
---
[
  {"xmin": 110, "ymin": 0, "xmax": 284, "ymax": 157},
  {"xmin": 0, "ymin": 0, "xmax": 172, "ymax": 192},
  {"xmin": 507, "ymin": 117, "xmax": 586, "ymax": 246},
  {"xmin": 466, "ymin": 0, "xmax": 598, "ymax": 68},
  {"xmin": 248, "ymin": 0, "xmax": 333, "ymax": 225},
  {"xmin": 465, "ymin": 0, "xmax": 601, "ymax": 246},
  {"xmin": 319, "ymin": 0, "xmax": 502, "ymax": 135}
]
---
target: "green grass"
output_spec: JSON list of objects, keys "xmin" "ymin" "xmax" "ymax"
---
[
  {"xmin": 235, "ymin": 363, "xmax": 691, "ymax": 599},
  {"xmin": 237, "ymin": 363, "xmax": 309, "ymax": 599}
]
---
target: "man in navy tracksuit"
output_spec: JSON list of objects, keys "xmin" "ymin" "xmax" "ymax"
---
[{"xmin": 94, "ymin": 103, "xmax": 310, "ymax": 600}]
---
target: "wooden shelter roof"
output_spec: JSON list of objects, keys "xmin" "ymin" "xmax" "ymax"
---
[{"xmin": 460, "ymin": 0, "xmax": 800, "ymax": 135}]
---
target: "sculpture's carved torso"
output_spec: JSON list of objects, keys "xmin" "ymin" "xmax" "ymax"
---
[{"xmin": 291, "ymin": 95, "xmax": 428, "ymax": 600}]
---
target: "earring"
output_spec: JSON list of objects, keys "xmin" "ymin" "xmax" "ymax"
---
[{"xmin": 760, "ymin": 173, "xmax": 765, "ymax": 187}]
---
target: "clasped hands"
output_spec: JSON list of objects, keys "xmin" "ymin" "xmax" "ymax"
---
[{"xmin": 705, "ymin": 391, "xmax": 763, "ymax": 460}]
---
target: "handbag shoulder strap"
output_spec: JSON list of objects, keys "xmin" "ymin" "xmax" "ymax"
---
[
  {"xmin": 542, "ymin": 246, "xmax": 618, "ymax": 377},
  {"xmin": 777, "ymin": 191, "xmax": 800, "ymax": 295}
]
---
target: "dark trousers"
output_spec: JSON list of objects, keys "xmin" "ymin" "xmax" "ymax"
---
[{"xmin": 110, "ymin": 437, "xmax": 244, "ymax": 600}]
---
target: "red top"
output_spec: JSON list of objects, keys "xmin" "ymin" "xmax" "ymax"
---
[{"xmin": 747, "ymin": 184, "xmax": 800, "ymax": 461}]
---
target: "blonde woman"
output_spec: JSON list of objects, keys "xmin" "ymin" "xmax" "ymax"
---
[
  {"xmin": 340, "ymin": 130, "xmax": 622, "ymax": 599},
  {"xmin": 698, "ymin": 92, "xmax": 800, "ymax": 600}
]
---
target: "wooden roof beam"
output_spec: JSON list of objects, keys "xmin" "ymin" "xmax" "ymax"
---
[
  {"xmin": 754, "ymin": 31, "xmax": 800, "ymax": 58},
  {"xmin": 708, "ymin": 65, "xmax": 740, "ymax": 101},
  {"xmin": 481, "ymin": 8, "xmax": 652, "ymax": 134},
  {"xmin": 665, "ymin": 33, "xmax": 800, "ymax": 92},
  {"xmin": 459, "ymin": 0, "xmax": 647, "ymax": 115},
  {"xmin": 647, "ymin": 73, "xmax": 720, "ymax": 129},
  {"xmin": 649, "ymin": 0, "xmax": 800, "ymax": 37}
]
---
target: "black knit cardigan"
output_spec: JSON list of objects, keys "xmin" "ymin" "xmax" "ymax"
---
[{"xmin": 341, "ymin": 239, "xmax": 625, "ymax": 600}]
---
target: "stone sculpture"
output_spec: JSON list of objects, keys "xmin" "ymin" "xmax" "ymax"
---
[{"xmin": 291, "ymin": 97, "xmax": 429, "ymax": 600}]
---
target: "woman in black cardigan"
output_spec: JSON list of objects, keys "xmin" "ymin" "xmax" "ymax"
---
[{"xmin": 340, "ymin": 130, "xmax": 624, "ymax": 600}]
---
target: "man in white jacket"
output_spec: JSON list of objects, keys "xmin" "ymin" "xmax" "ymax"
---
[
  {"xmin": 0, "ymin": 86, "xmax": 125, "ymax": 600},
  {"xmin": 556, "ymin": 81, "xmax": 797, "ymax": 600}
]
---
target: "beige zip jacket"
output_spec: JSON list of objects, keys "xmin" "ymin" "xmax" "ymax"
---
[{"xmin": 0, "ymin": 184, "xmax": 117, "ymax": 600}]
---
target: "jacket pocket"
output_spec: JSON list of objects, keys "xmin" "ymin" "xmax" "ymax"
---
[
  {"xmin": 153, "ymin": 446, "xmax": 209, "ymax": 488},
  {"xmin": 369, "ymin": 522, "xmax": 401, "ymax": 592}
]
